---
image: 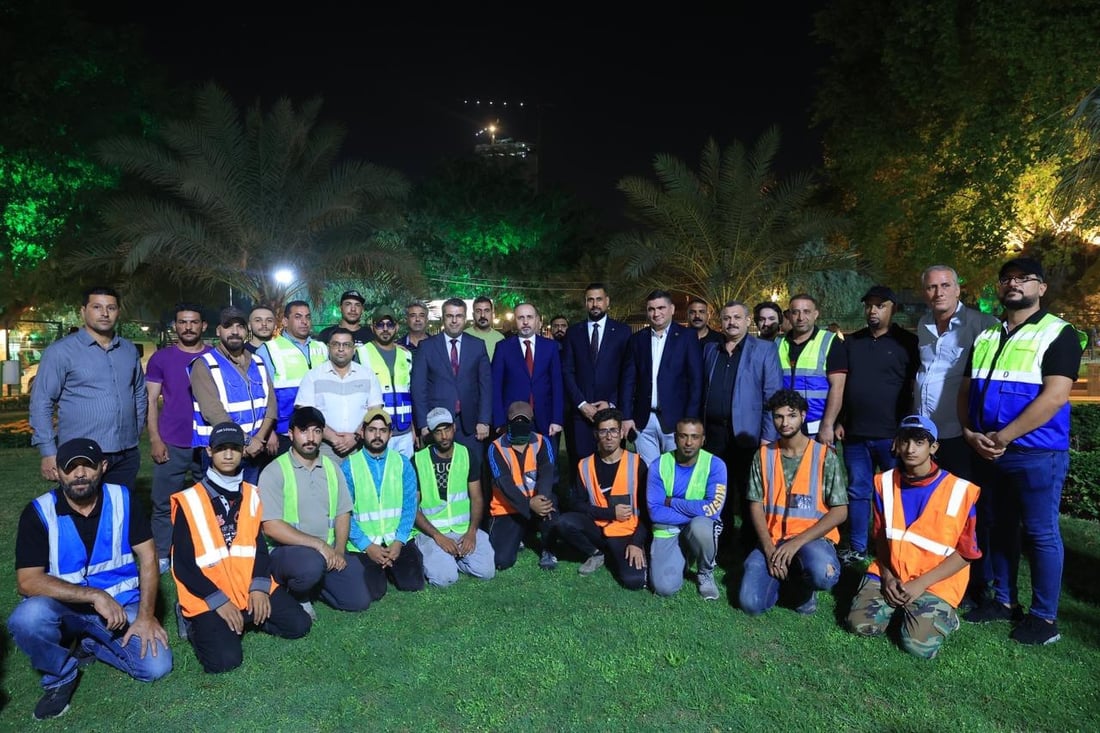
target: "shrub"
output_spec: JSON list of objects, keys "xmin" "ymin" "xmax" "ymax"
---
[
  {"xmin": 1064, "ymin": 450, "xmax": 1100, "ymax": 521},
  {"xmin": 1071, "ymin": 403, "xmax": 1100, "ymax": 452}
]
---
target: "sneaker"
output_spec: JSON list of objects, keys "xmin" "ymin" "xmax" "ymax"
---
[
  {"xmin": 1010, "ymin": 614, "xmax": 1061, "ymax": 646},
  {"xmin": 578, "ymin": 553, "xmax": 605, "ymax": 576},
  {"xmin": 158, "ymin": 557, "xmax": 171, "ymax": 574},
  {"xmin": 538, "ymin": 550, "xmax": 558, "ymax": 570},
  {"xmin": 299, "ymin": 600, "xmax": 318, "ymax": 622},
  {"xmin": 72, "ymin": 639, "xmax": 96, "ymax": 669},
  {"xmin": 33, "ymin": 676, "xmax": 79, "ymax": 720},
  {"xmin": 175, "ymin": 603, "xmax": 191, "ymax": 641},
  {"xmin": 963, "ymin": 599, "xmax": 1020, "ymax": 624},
  {"xmin": 697, "ymin": 571, "xmax": 720, "ymax": 601},
  {"xmin": 837, "ymin": 548, "xmax": 866, "ymax": 566},
  {"xmin": 795, "ymin": 593, "xmax": 819, "ymax": 615}
]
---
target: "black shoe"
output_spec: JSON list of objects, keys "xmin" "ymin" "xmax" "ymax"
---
[
  {"xmin": 963, "ymin": 599, "xmax": 1020, "ymax": 624},
  {"xmin": 1010, "ymin": 613, "xmax": 1061, "ymax": 646},
  {"xmin": 538, "ymin": 550, "xmax": 558, "ymax": 571},
  {"xmin": 33, "ymin": 676, "xmax": 79, "ymax": 720}
]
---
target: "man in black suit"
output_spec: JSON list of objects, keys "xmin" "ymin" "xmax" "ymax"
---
[
  {"xmin": 621, "ymin": 290, "xmax": 704, "ymax": 469},
  {"xmin": 562, "ymin": 283, "xmax": 632, "ymax": 466},
  {"xmin": 410, "ymin": 298, "xmax": 492, "ymax": 473}
]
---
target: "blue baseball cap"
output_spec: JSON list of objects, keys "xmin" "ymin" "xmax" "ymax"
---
[{"xmin": 898, "ymin": 414, "xmax": 938, "ymax": 441}]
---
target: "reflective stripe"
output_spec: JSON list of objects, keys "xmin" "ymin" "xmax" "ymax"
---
[
  {"xmin": 760, "ymin": 441, "xmax": 837, "ymax": 544},
  {"xmin": 267, "ymin": 336, "xmax": 327, "ymax": 433},
  {"xmin": 190, "ymin": 351, "xmax": 270, "ymax": 445},
  {"xmin": 347, "ymin": 450, "xmax": 408, "ymax": 546},
  {"xmin": 652, "ymin": 523, "xmax": 681, "ymax": 538},
  {"xmin": 883, "ymin": 526, "xmax": 955, "ymax": 557},
  {"xmin": 946, "ymin": 478, "xmax": 970, "ymax": 518},
  {"xmin": 777, "ymin": 330, "xmax": 835, "ymax": 431},
  {"xmin": 275, "ymin": 453, "xmax": 340, "ymax": 544},
  {"xmin": 359, "ymin": 344, "xmax": 414, "ymax": 432},
  {"xmin": 181, "ymin": 488, "xmax": 229, "ymax": 567}
]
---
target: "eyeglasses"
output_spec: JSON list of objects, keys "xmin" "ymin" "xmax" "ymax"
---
[
  {"xmin": 998, "ymin": 275, "xmax": 1041, "ymax": 286},
  {"xmin": 374, "ymin": 321, "xmax": 396, "ymax": 329},
  {"xmin": 596, "ymin": 427, "xmax": 621, "ymax": 437},
  {"xmin": 330, "ymin": 342, "xmax": 354, "ymax": 350}
]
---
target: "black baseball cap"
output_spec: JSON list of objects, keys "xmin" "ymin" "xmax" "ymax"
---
[
  {"xmin": 860, "ymin": 285, "xmax": 897, "ymax": 304},
  {"xmin": 999, "ymin": 257, "xmax": 1045, "ymax": 282},
  {"xmin": 56, "ymin": 438, "xmax": 104, "ymax": 471},
  {"xmin": 209, "ymin": 422, "xmax": 246, "ymax": 448},
  {"xmin": 340, "ymin": 290, "xmax": 365, "ymax": 304},
  {"xmin": 290, "ymin": 405, "xmax": 326, "ymax": 431},
  {"xmin": 219, "ymin": 306, "xmax": 248, "ymax": 327}
]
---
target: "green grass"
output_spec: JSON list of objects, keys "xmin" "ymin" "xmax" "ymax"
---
[{"xmin": 1, "ymin": 440, "xmax": 1099, "ymax": 732}]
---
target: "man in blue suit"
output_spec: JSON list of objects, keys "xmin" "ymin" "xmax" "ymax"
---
[
  {"xmin": 621, "ymin": 290, "xmax": 704, "ymax": 468},
  {"xmin": 410, "ymin": 298, "xmax": 493, "ymax": 473},
  {"xmin": 562, "ymin": 283, "xmax": 632, "ymax": 465},
  {"xmin": 492, "ymin": 303, "xmax": 564, "ymax": 438},
  {"xmin": 703, "ymin": 300, "xmax": 783, "ymax": 553}
]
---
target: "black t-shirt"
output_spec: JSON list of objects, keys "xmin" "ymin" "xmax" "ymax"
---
[
  {"xmin": 841, "ymin": 323, "xmax": 919, "ymax": 439},
  {"xmin": 705, "ymin": 340, "xmax": 745, "ymax": 423},
  {"xmin": 16, "ymin": 487, "xmax": 152, "ymax": 570},
  {"xmin": 318, "ymin": 324, "xmax": 374, "ymax": 346},
  {"xmin": 423, "ymin": 446, "xmax": 477, "ymax": 500}
]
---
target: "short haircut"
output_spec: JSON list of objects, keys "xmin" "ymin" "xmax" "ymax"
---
[
  {"xmin": 921, "ymin": 264, "xmax": 959, "ymax": 285},
  {"xmin": 645, "ymin": 289, "xmax": 674, "ymax": 304},
  {"xmin": 766, "ymin": 389, "xmax": 809, "ymax": 414},
  {"xmin": 675, "ymin": 416, "xmax": 705, "ymax": 431},
  {"xmin": 897, "ymin": 425, "xmax": 937, "ymax": 444},
  {"xmin": 326, "ymin": 327, "xmax": 355, "ymax": 343},
  {"xmin": 584, "ymin": 282, "xmax": 608, "ymax": 294},
  {"xmin": 550, "ymin": 314, "xmax": 568, "ymax": 323},
  {"xmin": 442, "ymin": 297, "xmax": 467, "ymax": 312},
  {"xmin": 515, "ymin": 302, "xmax": 539, "ymax": 317},
  {"xmin": 788, "ymin": 293, "xmax": 818, "ymax": 309},
  {"xmin": 249, "ymin": 305, "xmax": 275, "ymax": 316},
  {"xmin": 687, "ymin": 297, "xmax": 709, "ymax": 308},
  {"xmin": 753, "ymin": 301, "xmax": 783, "ymax": 319},
  {"xmin": 473, "ymin": 295, "xmax": 493, "ymax": 308},
  {"xmin": 83, "ymin": 286, "xmax": 120, "ymax": 305},
  {"xmin": 284, "ymin": 299, "xmax": 310, "ymax": 317},
  {"xmin": 405, "ymin": 301, "xmax": 427, "ymax": 313},
  {"xmin": 174, "ymin": 302, "xmax": 204, "ymax": 319},
  {"xmin": 592, "ymin": 407, "xmax": 624, "ymax": 427},
  {"xmin": 721, "ymin": 300, "xmax": 749, "ymax": 314}
]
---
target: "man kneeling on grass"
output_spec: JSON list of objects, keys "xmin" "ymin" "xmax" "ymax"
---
[
  {"xmin": 739, "ymin": 390, "xmax": 847, "ymax": 616},
  {"xmin": 171, "ymin": 422, "xmax": 311, "ymax": 673},
  {"xmin": 847, "ymin": 415, "xmax": 981, "ymax": 659}
]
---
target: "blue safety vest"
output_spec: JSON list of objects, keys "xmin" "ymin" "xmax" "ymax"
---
[{"xmin": 189, "ymin": 350, "xmax": 270, "ymax": 447}]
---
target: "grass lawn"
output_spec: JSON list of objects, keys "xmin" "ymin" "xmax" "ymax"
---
[{"xmin": 1, "ymin": 439, "xmax": 1099, "ymax": 731}]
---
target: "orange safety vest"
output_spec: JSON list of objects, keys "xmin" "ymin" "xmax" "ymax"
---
[
  {"xmin": 867, "ymin": 469, "xmax": 979, "ymax": 608},
  {"xmin": 578, "ymin": 452, "xmax": 640, "ymax": 538},
  {"xmin": 759, "ymin": 441, "xmax": 839, "ymax": 545},
  {"xmin": 170, "ymin": 481, "xmax": 276, "ymax": 618},
  {"xmin": 489, "ymin": 434, "xmax": 545, "ymax": 517}
]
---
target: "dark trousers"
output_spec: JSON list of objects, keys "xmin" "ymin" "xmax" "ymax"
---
[
  {"xmin": 704, "ymin": 424, "xmax": 757, "ymax": 556},
  {"xmin": 361, "ymin": 542, "xmax": 426, "ymax": 598},
  {"xmin": 269, "ymin": 546, "xmax": 372, "ymax": 611},
  {"xmin": 557, "ymin": 512, "xmax": 647, "ymax": 590},
  {"xmin": 102, "ymin": 446, "xmax": 141, "ymax": 491},
  {"xmin": 187, "ymin": 586, "xmax": 311, "ymax": 674},
  {"xmin": 151, "ymin": 444, "xmax": 203, "ymax": 560},
  {"xmin": 486, "ymin": 510, "xmax": 560, "ymax": 570}
]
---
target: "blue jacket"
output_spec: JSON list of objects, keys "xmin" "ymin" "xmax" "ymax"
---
[
  {"xmin": 621, "ymin": 322, "xmax": 704, "ymax": 433},
  {"xmin": 703, "ymin": 335, "xmax": 783, "ymax": 448},
  {"xmin": 491, "ymin": 335, "xmax": 564, "ymax": 434}
]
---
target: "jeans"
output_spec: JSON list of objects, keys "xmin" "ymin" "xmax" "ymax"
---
[
  {"xmin": 739, "ymin": 538, "xmax": 840, "ymax": 615},
  {"xmin": 151, "ymin": 444, "xmax": 203, "ymax": 559},
  {"xmin": 842, "ymin": 437, "xmax": 896, "ymax": 553},
  {"xmin": 988, "ymin": 449, "xmax": 1069, "ymax": 620},
  {"xmin": 9, "ymin": 596, "xmax": 173, "ymax": 689}
]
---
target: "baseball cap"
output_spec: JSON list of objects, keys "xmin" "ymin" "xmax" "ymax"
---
[
  {"xmin": 209, "ymin": 422, "xmax": 246, "ymax": 448},
  {"xmin": 362, "ymin": 407, "xmax": 392, "ymax": 426},
  {"xmin": 340, "ymin": 290, "xmax": 365, "ymax": 304},
  {"xmin": 860, "ymin": 285, "xmax": 897, "ymax": 304},
  {"xmin": 426, "ymin": 407, "xmax": 454, "ymax": 432},
  {"xmin": 999, "ymin": 257, "xmax": 1045, "ymax": 282},
  {"xmin": 56, "ymin": 438, "xmax": 104, "ymax": 471},
  {"xmin": 898, "ymin": 414, "xmax": 938, "ymax": 441},
  {"xmin": 219, "ymin": 306, "xmax": 248, "ymax": 327},
  {"xmin": 507, "ymin": 401, "xmax": 534, "ymax": 421},
  {"xmin": 372, "ymin": 305, "xmax": 397, "ymax": 323},
  {"xmin": 290, "ymin": 405, "xmax": 326, "ymax": 431}
]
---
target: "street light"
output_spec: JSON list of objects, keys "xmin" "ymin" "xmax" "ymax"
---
[{"xmin": 274, "ymin": 268, "xmax": 295, "ymax": 286}]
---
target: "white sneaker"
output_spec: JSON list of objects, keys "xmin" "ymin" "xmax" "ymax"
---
[
  {"xmin": 697, "ymin": 571, "xmax": 720, "ymax": 601},
  {"xmin": 578, "ymin": 553, "xmax": 605, "ymax": 576},
  {"xmin": 300, "ymin": 601, "xmax": 317, "ymax": 621}
]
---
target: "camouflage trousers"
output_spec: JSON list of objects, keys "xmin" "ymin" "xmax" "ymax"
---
[{"xmin": 847, "ymin": 576, "xmax": 960, "ymax": 659}]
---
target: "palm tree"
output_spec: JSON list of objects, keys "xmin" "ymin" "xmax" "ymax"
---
[
  {"xmin": 1054, "ymin": 85, "xmax": 1100, "ymax": 229},
  {"xmin": 609, "ymin": 127, "xmax": 849, "ymax": 313},
  {"xmin": 90, "ymin": 82, "xmax": 418, "ymax": 314}
]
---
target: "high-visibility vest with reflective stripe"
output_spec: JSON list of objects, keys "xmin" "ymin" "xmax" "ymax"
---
[
  {"xmin": 170, "ymin": 481, "xmax": 274, "ymax": 618},
  {"xmin": 414, "ymin": 443, "xmax": 472, "ymax": 535},
  {"xmin": 652, "ymin": 450, "xmax": 715, "ymax": 538},
  {"xmin": 868, "ymin": 469, "xmax": 979, "ymax": 607},
  {"xmin": 489, "ymin": 434, "xmax": 545, "ymax": 516},
  {"xmin": 579, "ymin": 451, "xmax": 640, "ymax": 538},
  {"xmin": 777, "ymin": 330, "xmax": 836, "ymax": 434},
  {"xmin": 274, "ymin": 452, "xmax": 341, "ymax": 545},
  {"xmin": 346, "ymin": 450, "xmax": 407, "ymax": 547},
  {"xmin": 968, "ymin": 314, "xmax": 1077, "ymax": 450},
  {"xmin": 357, "ymin": 342, "xmax": 414, "ymax": 432},
  {"xmin": 759, "ymin": 441, "xmax": 839, "ymax": 544},
  {"xmin": 266, "ymin": 336, "xmax": 327, "ymax": 434},
  {"xmin": 189, "ymin": 350, "xmax": 271, "ymax": 447},
  {"xmin": 32, "ymin": 484, "xmax": 140, "ymax": 606}
]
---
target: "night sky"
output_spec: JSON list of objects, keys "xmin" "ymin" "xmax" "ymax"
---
[{"xmin": 88, "ymin": 5, "xmax": 828, "ymax": 221}]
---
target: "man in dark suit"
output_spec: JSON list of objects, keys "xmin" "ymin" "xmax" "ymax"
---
[
  {"xmin": 703, "ymin": 300, "xmax": 783, "ymax": 553},
  {"xmin": 562, "ymin": 283, "xmax": 632, "ymax": 464},
  {"xmin": 410, "ymin": 298, "xmax": 492, "ymax": 473},
  {"xmin": 621, "ymin": 290, "xmax": 704, "ymax": 469},
  {"xmin": 491, "ymin": 303, "xmax": 564, "ymax": 438}
]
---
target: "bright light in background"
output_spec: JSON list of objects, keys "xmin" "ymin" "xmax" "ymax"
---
[{"xmin": 274, "ymin": 268, "xmax": 295, "ymax": 285}]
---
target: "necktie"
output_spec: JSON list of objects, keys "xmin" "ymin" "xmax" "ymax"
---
[
  {"xmin": 524, "ymin": 339, "xmax": 534, "ymax": 376},
  {"xmin": 450, "ymin": 338, "xmax": 461, "ymax": 414},
  {"xmin": 590, "ymin": 322, "xmax": 600, "ymax": 360}
]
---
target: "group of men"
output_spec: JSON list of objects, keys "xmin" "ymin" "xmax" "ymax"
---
[{"xmin": 14, "ymin": 256, "xmax": 1082, "ymax": 719}]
